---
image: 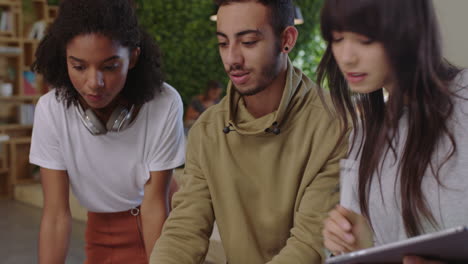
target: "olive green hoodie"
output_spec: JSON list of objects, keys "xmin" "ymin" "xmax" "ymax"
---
[{"xmin": 151, "ymin": 60, "xmax": 347, "ymax": 264}]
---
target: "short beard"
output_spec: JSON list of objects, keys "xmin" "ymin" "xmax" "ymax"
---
[
  {"xmin": 237, "ymin": 83, "xmax": 268, "ymax": 96},
  {"xmin": 236, "ymin": 42, "xmax": 283, "ymax": 97}
]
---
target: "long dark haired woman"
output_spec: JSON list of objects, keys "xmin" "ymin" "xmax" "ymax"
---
[
  {"xmin": 317, "ymin": 0, "xmax": 468, "ymax": 263},
  {"xmin": 30, "ymin": 0, "xmax": 185, "ymax": 263}
]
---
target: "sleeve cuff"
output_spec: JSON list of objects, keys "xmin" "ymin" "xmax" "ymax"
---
[
  {"xmin": 149, "ymin": 158, "xmax": 185, "ymax": 172},
  {"xmin": 29, "ymin": 155, "xmax": 67, "ymax": 171}
]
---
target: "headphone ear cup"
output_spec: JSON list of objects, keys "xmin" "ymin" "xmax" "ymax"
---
[
  {"xmin": 85, "ymin": 109, "xmax": 107, "ymax": 134},
  {"xmin": 106, "ymin": 105, "xmax": 129, "ymax": 132}
]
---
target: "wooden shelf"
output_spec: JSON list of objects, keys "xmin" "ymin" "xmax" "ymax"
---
[
  {"xmin": 0, "ymin": 124, "xmax": 33, "ymax": 130},
  {"xmin": 0, "ymin": 168, "xmax": 8, "ymax": 197},
  {"xmin": 0, "ymin": 31, "xmax": 14, "ymax": 36},
  {"xmin": 23, "ymin": 39, "xmax": 40, "ymax": 44},
  {"xmin": 0, "ymin": 36, "xmax": 20, "ymax": 42},
  {"xmin": 0, "ymin": 52, "xmax": 19, "ymax": 57},
  {"xmin": 0, "ymin": 95, "xmax": 41, "ymax": 103},
  {"xmin": 0, "ymin": 0, "xmax": 19, "ymax": 7},
  {"xmin": 0, "ymin": 125, "xmax": 33, "ymax": 139},
  {"xmin": 0, "ymin": 124, "xmax": 32, "ymax": 134},
  {"xmin": 0, "ymin": 0, "xmax": 54, "ymax": 197},
  {"xmin": 8, "ymin": 136, "xmax": 31, "ymax": 144},
  {"xmin": 48, "ymin": 6, "xmax": 58, "ymax": 22}
]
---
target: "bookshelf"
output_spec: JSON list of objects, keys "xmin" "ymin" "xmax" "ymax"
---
[{"xmin": 0, "ymin": 0, "xmax": 58, "ymax": 197}]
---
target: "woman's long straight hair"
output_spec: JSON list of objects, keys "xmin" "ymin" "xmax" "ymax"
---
[{"xmin": 317, "ymin": 0, "xmax": 461, "ymax": 237}]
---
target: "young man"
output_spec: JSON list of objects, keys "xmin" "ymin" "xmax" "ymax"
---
[{"xmin": 150, "ymin": 1, "xmax": 347, "ymax": 263}]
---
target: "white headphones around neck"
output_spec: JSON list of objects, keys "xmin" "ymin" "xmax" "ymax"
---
[{"xmin": 74, "ymin": 103, "xmax": 135, "ymax": 135}]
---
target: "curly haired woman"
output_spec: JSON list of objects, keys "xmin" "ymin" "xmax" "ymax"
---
[{"xmin": 30, "ymin": 0, "xmax": 185, "ymax": 263}]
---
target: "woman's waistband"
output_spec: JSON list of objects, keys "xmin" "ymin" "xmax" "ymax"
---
[{"xmin": 88, "ymin": 206, "xmax": 141, "ymax": 218}]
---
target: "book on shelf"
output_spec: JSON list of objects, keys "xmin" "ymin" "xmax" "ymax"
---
[
  {"xmin": 23, "ymin": 71, "xmax": 38, "ymax": 95},
  {"xmin": 0, "ymin": 10, "xmax": 13, "ymax": 34},
  {"xmin": 0, "ymin": 133, "xmax": 10, "ymax": 155},
  {"xmin": 0, "ymin": 46, "xmax": 21, "ymax": 55},
  {"xmin": 18, "ymin": 104, "xmax": 35, "ymax": 125},
  {"xmin": 28, "ymin": 20, "xmax": 47, "ymax": 40},
  {"xmin": 0, "ymin": 134, "xmax": 9, "ymax": 141}
]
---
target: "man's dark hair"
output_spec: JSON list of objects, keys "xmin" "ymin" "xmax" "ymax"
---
[
  {"xmin": 32, "ymin": 0, "xmax": 164, "ymax": 107},
  {"xmin": 215, "ymin": 0, "xmax": 294, "ymax": 36}
]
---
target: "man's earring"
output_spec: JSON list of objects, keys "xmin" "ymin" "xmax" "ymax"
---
[{"xmin": 284, "ymin": 46, "xmax": 289, "ymax": 51}]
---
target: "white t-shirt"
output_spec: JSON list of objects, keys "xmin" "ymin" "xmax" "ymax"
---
[{"xmin": 30, "ymin": 83, "xmax": 186, "ymax": 212}]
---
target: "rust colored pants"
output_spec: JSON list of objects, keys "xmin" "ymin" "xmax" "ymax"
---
[{"xmin": 85, "ymin": 207, "xmax": 148, "ymax": 264}]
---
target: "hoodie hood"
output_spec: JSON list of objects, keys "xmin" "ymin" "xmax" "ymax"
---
[{"xmin": 224, "ymin": 58, "xmax": 315, "ymax": 136}]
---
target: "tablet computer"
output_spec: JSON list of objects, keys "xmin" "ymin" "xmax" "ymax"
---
[{"xmin": 325, "ymin": 225, "xmax": 468, "ymax": 264}]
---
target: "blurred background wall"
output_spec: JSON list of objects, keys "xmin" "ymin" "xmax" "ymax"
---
[{"xmin": 434, "ymin": 0, "xmax": 468, "ymax": 68}]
